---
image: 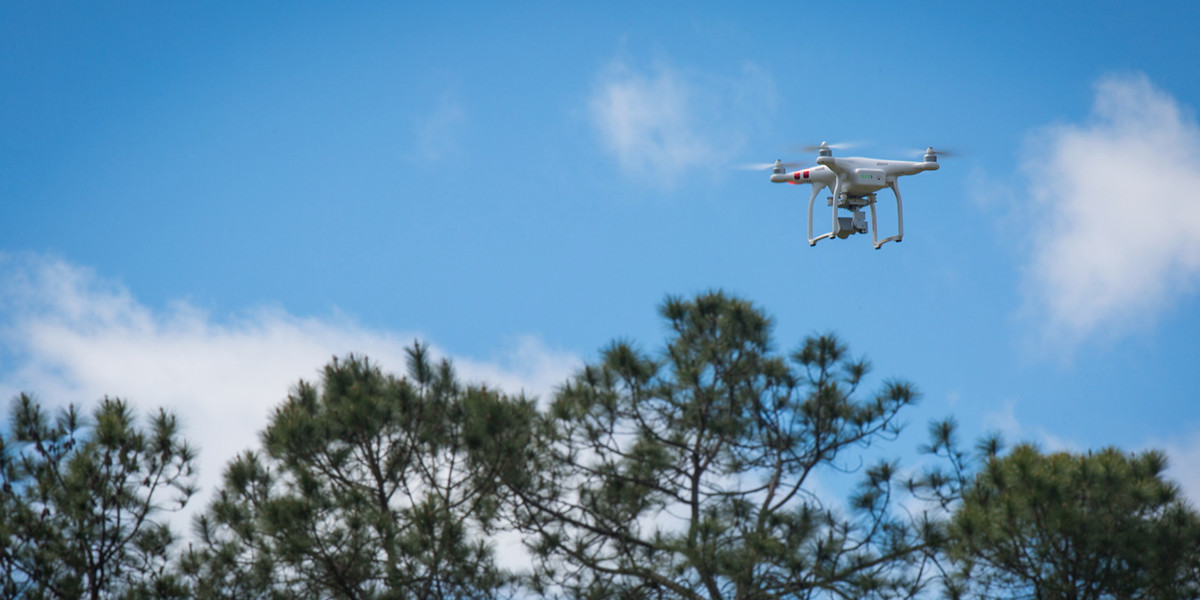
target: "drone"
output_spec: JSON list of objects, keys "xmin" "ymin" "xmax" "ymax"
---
[{"xmin": 758, "ymin": 142, "xmax": 943, "ymax": 248}]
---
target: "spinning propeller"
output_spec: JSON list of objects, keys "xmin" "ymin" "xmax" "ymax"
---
[
  {"xmin": 914, "ymin": 147, "xmax": 957, "ymax": 161},
  {"xmin": 736, "ymin": 141, "xmax": 858, "ymax": 171},
  {"xmin": 736, "ymin": 159, "xmax": 802, "ymax": 171},
  {"xmin": 797, "ymin": 140, "xmax": 861, "ymax": 153}
]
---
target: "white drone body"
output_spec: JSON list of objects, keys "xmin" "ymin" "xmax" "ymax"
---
[{"xmin": 769, "ymin": 142, "xmax": 941, "ymax": 248}]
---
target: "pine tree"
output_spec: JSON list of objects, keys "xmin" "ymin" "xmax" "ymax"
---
[
  {"xmin": 498, "ymin": 291, "xmax": 938, "ymax": 600},
  {"xmin": 181, "ymin": 346, "xmax": 533, "ymax": 600},
  {"xmin": 947, "ymin": 443, "xmax": 1200, "ymax": 600},
  {"xmin": 0, "ymin": 393, "xmax": 197, "ymax": 599}
]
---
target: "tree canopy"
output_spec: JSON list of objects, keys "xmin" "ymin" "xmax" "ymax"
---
[
  {"xmin": 0, "ymin": 394, "xmax": 197, "ymax": 600},
  {"xmin": 180, "ymin": 346, "xmax": 534, "ymax": 600},
  {"xmin": 5, "ymin": 291, "xmax": 1199, "ymax": 600},
  {"xmin": 946, "ymin": 443, "xmax": 1200, "ymax": 600},
  {"xmin": 495, "ymin": 291, "xmax": 939, "ymax": 600}
]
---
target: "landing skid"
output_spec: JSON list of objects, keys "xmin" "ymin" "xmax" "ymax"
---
[{"xmin": 807, "ymin": 182, "xmax": 904, "ymax": 249}]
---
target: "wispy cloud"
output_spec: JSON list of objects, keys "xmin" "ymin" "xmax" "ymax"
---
[
  {"xmin": 1018, "ymin": 73, "xmax": 1200, "ymax": 350},
  {"xmin": 981, "ymin": 397, "xmax": 1200, "ymax": 503},
  {"xmin": 588, "ymin": 58, "xmax": 776, "ymax": 188},
  {"xmin": 982, "ymin": 398, "xmax": 1077, "ymax": 453},
  {"xmin": 411, "ymin": 88, "xmax": 466, "ymax": 161},
  {"xmin": 1156, "ymin": 430, "xmax": 1200, "ymax": 505},
  {"xmin": 0, "ymin": 253, "xmax": 579, "ymax": 510}
]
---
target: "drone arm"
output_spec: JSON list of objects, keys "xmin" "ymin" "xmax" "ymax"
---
[{"xmin": 815, "ymin": 155, "xmax": 848, "ymax": 177}]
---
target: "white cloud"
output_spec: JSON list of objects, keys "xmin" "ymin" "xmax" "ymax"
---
[
  {"xmin": 981, "ymin": 398, "xmax": 1077, "ymax": 455},
  {"xmin": 411, "ymin": 88, "xmax": 466, "ymax": 161},
  {"xmin": 0, "ymin": 253, "xmax": 580, "ymax": 516},
  {"xmin": 1019, "ymin": 73, "xmax": 1200, "ymax": 349},
  {"xmin": 982, "ymin": 399, "xmax": 1022, "ymax": 439},
  {"xmin": 1157, "ymin": 430, "xmax": 1200, "ymax": 506},
  {"xmin": 588, "ymin": 58, "xmax": 776, "ymax": 187},
  {"xmin": 981, "ymin": 398, "xmax": 1200, "ymax": 504},
  {"xmin": 977, "ymin": 397, "xmax": 1200, "ymax": 505}
]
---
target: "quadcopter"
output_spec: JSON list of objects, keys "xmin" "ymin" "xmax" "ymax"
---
[{"xmin": 759, "ymin": 142, "xmax": 943, "ymax": 248}]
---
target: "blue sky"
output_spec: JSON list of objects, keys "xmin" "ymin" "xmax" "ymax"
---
[{"xmin": 4, "ymin": 2, "xmax": 1200, "ymax": 509}]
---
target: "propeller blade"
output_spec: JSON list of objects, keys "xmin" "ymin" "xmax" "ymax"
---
[
  {"xmin": 913, "ymin": 147, "xmax": 958, "ymax": 158},
  {"xmin": 797, "ymin": 140, "xmax": 864, "ymax": 153},
  {"xmin": 736, "ymin": 161, "xmax": 801, "ymax": 171}
]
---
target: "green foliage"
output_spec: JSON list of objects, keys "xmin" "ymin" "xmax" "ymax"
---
[
  {"xmin": 14, "ymin": 291, "xmax": 1193, "ymax": 600},
  {"xmin": 181, "ymin": 345, "xmax": 534, "ymax": 600},
  {"xmin": 0, "ymin": 393, "xmax": 197, "ymax": 600},
  {"xmin": 499, "ymin": 291, "xmax": 935, "ymax": 600},
  {"xmin": 948, "ymin": 443, "xmax": 1200, "ymax": 600}
]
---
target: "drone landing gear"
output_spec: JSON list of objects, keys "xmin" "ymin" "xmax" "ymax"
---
[
  {"xmin": 806, "ymin": 182, "xmax": 904, "ymax": 249},
  {"xmin": 870, "ymin": 182, "xmax": 904, "ymax": 249}
]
